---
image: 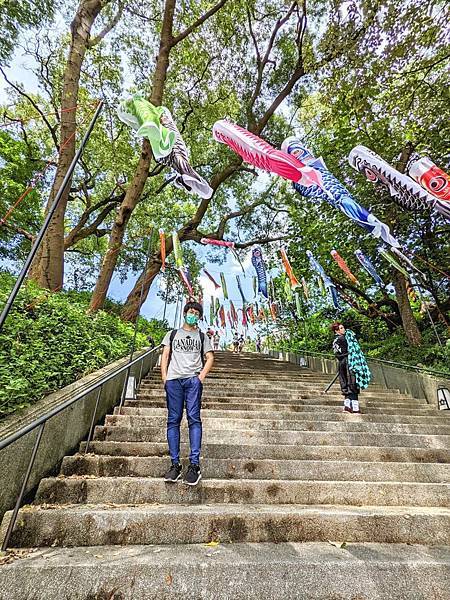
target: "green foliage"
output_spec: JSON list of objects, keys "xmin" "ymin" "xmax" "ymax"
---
[
  {"xmin": 272, "ymin": 306, "xmax": 450, "ymax": 375},
  {"xmin": 0, "ymin": 0, "xmax": 55, "ymax": 63},
  {"xmin": 0, "ymin": 272, "xmax": 167, "ymax": 418}
]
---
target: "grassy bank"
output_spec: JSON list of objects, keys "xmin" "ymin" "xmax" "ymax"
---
[{"xmin": 0, "ymin": 272, "xmax": 166, "ymax": 418}]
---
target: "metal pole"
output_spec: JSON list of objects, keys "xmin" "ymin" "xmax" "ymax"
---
[
  {"xmin": 128, "ymin": 228, "xmax": 155, "ymax": 364},
  {"xmin": 84, "ymin": 385, "xmax": 103, "ymax": 455},
  {"xmin": 121, "ymin": 230, "xmax": 154, "ymax": 405},
  {"xmin": 0, "ymin": 101, "xmax": 104, "ymax": 333},
  {"xmin": 324, "ymin": 371, "xmax": 340, "ymax": 393},
  {"xmin": 2, "ymin": 422, "xmax": 45, "ymax": 551},
  {"xmin": 173, "ymin": 295, "xmax": 180, "ymax": 329},
  {"xmin": 162, "ymin": 273, "xmax": 170, "ymax": 323}
]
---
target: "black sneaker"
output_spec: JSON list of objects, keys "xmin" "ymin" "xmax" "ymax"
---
[
  {"xmin": 164, "ymin": 462, "xmax": 182, "ymax": 482},
  {"xmin": 184, "ymin": 463, "xmax": 202, "ymax": 486}
]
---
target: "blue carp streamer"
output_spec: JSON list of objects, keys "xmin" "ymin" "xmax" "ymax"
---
[
  {"xmin": 354, "ymin": 249, "xmax": 384, "ymax": 286},
  {"xmin": 306, "ymin": 250, "xmax": 339, "ymax": 309},
  {"xmin": 282, "ymin": 137, "xmax": 400, "ymax": 248},
  {"xmin": 251, "ymin": 247, "xmax": 268, "ymax": 299}
]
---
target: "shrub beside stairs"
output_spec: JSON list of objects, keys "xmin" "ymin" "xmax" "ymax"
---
[{"xmin": 0, "ymin": 352, "xmax": 449, "ymax": 599}]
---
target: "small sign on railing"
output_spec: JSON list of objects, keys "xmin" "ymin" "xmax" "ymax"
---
[{"xmin": 437, "ymin": 387, "xmax": 450, "ymax": 411}]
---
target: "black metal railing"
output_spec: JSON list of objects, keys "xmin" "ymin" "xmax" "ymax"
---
[
  {"xmin": 0, "ymin": 344, "xmax": 161, "ymax": 551},
  {"xmin": 293, "ymin": 347, "xmax": 450, "ymax": 379}
]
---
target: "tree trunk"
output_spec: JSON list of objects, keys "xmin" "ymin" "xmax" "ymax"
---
[
  {"xmin": 29, "ymin": 0, "xmax": 104, "ymax": 290},
  {"xmin": 121, "ymin": 260, "xmax": 165, "ymax": 322},
  {"xmin": 88, "ymin": 0, "xmax": 176, "ymax": 313},
  {"xmin": 392, "ymin": 271, "xmax": 422, "ymax": 346}
]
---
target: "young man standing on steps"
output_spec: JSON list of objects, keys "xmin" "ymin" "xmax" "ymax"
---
[{"xmin": 161, "ymin": 301, "xmax": 214, "ymax": 486}]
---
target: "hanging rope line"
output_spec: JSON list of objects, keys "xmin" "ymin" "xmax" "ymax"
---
[
  {"xmin": 411, "ymin": 253, "xmax": 450, "ymax": 280},
  {"xmin": 0, "ymin": 103, "xmax": 95, "ymax": 130},
  {"xmin": 0, "ymin": 104, "xmax": 98, "ymax": 226}
]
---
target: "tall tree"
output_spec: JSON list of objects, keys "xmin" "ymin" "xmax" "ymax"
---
[
  {"xmin": 88, "ymin": 0, "xmax": 229, "ymax": 312},
  {"xmin": 119, "ymin": 0, "xmax": 378, "ymax": 321},
  {"xmin": 28, "ymin": 0, "xmax": 124, "ymax": 290}
]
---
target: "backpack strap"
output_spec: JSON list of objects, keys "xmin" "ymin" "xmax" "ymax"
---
[
  {"xmin": 200, "ymin": 331, "xmax": 205, "ymax": 367},
  {"xmin": 168, "ymin": 329, "xmax": 177, "ymax": 365}
]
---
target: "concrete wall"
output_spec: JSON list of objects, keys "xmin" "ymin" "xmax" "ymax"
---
[
  {"xmin": 0, "ymin": 348, "xmax": 160, "ymax": 520},
  {"xmin": 268, "ymin": 350, "xmax": 450, "ymax": 410}
]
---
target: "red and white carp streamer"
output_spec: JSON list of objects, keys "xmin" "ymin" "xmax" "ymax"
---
[
  {"xmin": 280, "ymin": 248, "xmax": 300, "ymax": 289},
  {"xmin": 178, "ymin": 268, "xmax": 193, "ymax": 295},
  {"xmin": 230, "ymin": 300, "xmax": 238, "ymax": 325},
  {"xmin": 246, "ymin": 304, "xmax": 256, "ymax": 324},
  {"xmin": 408, "ymin": 156, "xmax": 450, "ymax": 202},
  {"xmin": 219, "ymin": 305, "xmax": 226, "ymax": 328},
  {"xmin": 349, "ymin": 145, "xmax": 450, "ymax": 220},
  {"xmin": 212, "ymin": 120, "xmax": 325, "ymax": 189},
  {"xmin": 200, "ymin": 237, "xmax": 236, "ymax": 248},
  {"xmin": 203, "ymin": 269, "xmax": 221, "ymax": 290},
  {"xmin": 159, "ymin": 229, "xmax": 166, "ymax": 271},
  {"xmin": 330, "ymin": 250, "xmax": 359, "ymax": 285}
]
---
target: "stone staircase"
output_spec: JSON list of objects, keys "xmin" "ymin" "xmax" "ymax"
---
[{"xmin": 1, "ymin": 351, "xmax": 449, "ymax": 599}]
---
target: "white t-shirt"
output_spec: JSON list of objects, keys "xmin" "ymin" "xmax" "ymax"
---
[{"xmin": 163, "ymin": 328, "xmax": 213, "ymax": 380}]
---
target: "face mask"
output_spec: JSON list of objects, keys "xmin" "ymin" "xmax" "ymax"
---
[{"xmin": 185, "ymin": 314, "xmax": 199, "ymax": 326}]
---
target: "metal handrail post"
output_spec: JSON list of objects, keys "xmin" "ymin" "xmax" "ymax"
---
[
  {"xmin": 138, "ymin": 360, "xmax": 144, "ymax": 389},
  {"xmin": 1, "ymin": 422, "xmax": 46, "ymax": 551},
  {"xmin": 0, "ymin": 101, "xmax": 104, "ymax": 333},
  {"xmin": 118, "ymin": 366, "xmax": 131, "ymax": 411},
  {"xmin": 84, "ymin": 385, "xmax": 103, "ymax": 455}
]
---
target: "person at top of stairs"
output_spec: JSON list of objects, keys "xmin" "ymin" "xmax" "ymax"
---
[
  {"xmin": 331, "ymin": 322, "xmax": 371, "ymax": 414},
  {"xmin": 160, "ymin": 301, "xmax": 214, "ymax": 486}
]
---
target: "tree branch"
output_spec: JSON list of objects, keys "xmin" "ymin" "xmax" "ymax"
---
[
  {"xmin": 171, "ymin": 0, "xmax": 228, "ymax": 46},
  {"xmin": 0, "ymin": 66, "xmax": 59, "ymax": 149},
  {"xmin": 64, "ymin": 192, "xmax": 125, "ymax": 248},
  {"xmin": 234, "ymin": 234, "xmax": 289, "ymax": 249},
  {"xmin": 1, "ymin": 222, "xmax": 34, "ymax": 242},
  {"xmin": 88, "ymin": 1, "xmax": 124, "ymax": 47}
]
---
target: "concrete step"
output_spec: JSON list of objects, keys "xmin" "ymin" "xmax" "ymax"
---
[
  {"xmin": 115, "ymin": 405, "xmax": 447, "ymax": 425},
  {"xmin": 105, "ymin": 414, "xmax": 450, "ymax": 436},
  {"xmin": 3, "ymin": 504, "xmax": 450, "ymax": 547},
  {"xmin": 141, "ymin": 380, "xmax": 405, "ymax": 395},
  {"xmin": 133, "ymin": 396, "xmax": 430, "ymax": 411},
  {"xmin": 139, "ymin": 388, "xmax": 422, "ymax": 403},
  {"xmin": 126, "ymin": 399, "xmax": 438, "ymax": 415},
  {"xmin": 1, "ymin": 542, "xmax": 449, "ymax": 600},
  {"xmin": 93, "ymin": 425, "xmax": 450, "ymax": 448},
  {"xmin": 61, "ymin": 455, "xmax": 450, "ymax": 483},
  {"xmin": 79, "ymin": 440, "xmax": 450, "ymax": 463},
  {"xmin": 34, "ymin": 477, "xmax": 450, "ymax": 508}
]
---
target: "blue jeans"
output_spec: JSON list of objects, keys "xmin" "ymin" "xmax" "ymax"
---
[{"xmin": 165, "ymin": 376, "xmax": 203, "ymax": 465}]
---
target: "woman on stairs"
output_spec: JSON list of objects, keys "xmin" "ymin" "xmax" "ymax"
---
[
  {"xmin": 331, "ymin": 322, "xmax": 371, "ymax": 414},
  {"xmin": 160, "ymin": 301, "xmax": 214, "ymax": 486}
]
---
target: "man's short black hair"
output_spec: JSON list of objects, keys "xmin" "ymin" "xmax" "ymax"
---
[{"xmin": 183, "ymin": 301, "xmax": 203, "ymax": 318}]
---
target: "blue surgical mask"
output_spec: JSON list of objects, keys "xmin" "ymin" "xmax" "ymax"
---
[{"xmin": 185, "ymin": 314, "xmax": 199, "ymax": 326}]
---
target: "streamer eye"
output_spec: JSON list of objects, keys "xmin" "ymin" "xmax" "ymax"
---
[
  {"xmin": 364, "ymin": 167, "xmax": 378, "ymax": 182},
  {"xmin": 429, "ymin": 176, "xmax": 447, "ymax": 192}
]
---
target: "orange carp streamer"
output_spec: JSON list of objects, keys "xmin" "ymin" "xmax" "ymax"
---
[
  {"xmin": 159, "ymin": 229, "xmax": 166, "ymax": 271},
  {"xmin": 280, "ymin": 248, "xmax": 300, "ymax": 289},
  {"xmin": 330, "ymin": 249, "xmax": 359, "ymax": 285},
  {"xmin": 270, "ymin": 303, "xmax": 278, "ymax": 320}
]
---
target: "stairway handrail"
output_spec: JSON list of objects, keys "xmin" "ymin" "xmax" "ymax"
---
[
  {"xmin": 0, "ymin": 344, "xmax": 162, "ymax": 452},
  {"xmin": 272, "ymin": 347, "xmax": 450, "ymax": 380}
]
